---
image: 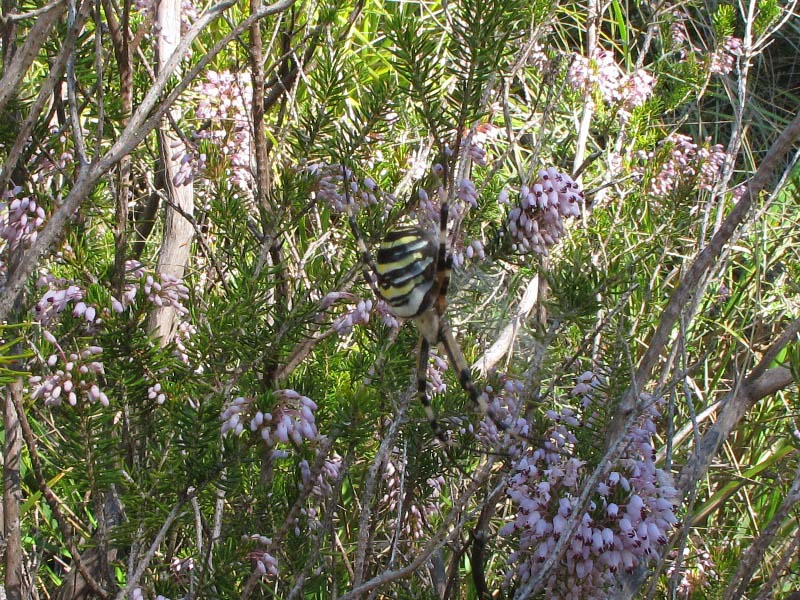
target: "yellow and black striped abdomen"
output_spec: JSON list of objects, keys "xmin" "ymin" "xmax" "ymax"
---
[{"xmin": 375, "ymin": 227, "xmax": 438, "ymax": 318}]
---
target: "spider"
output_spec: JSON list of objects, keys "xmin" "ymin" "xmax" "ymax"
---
[{"xmin": 342, "ymin": 165, "xmax": 507, "ymax": 442}]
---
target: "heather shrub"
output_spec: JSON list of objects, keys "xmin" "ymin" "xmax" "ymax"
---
[{"xmin": 1, "ymin": 0, "xmax": 798, "ymax": 598}]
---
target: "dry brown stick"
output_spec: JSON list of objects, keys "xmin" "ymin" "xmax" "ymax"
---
[{"xmin": 4, "ymin": 378, "xmax": 24, "ymax": 599}]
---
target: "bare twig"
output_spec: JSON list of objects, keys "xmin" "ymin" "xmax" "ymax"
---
[{"xmin": 114, "ymin": 499, "xmax": 188, "ymax": 600}]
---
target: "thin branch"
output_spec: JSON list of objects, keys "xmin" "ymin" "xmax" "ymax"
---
[
  {"xmin": 0, "ymin": 0, "xmax": 91, "ymax": 192},
  {"xmin": 114, "ymin": 499, "xmax": 188, "ymax": 600},
  {"xmin": 1, "ymin": 0, "xmax": 65, "ymax": 22},
  {"xmin": 341, "ymin": 456, "xmax": 500, "ymax": 599}
]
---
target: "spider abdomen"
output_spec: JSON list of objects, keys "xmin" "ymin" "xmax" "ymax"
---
[{"xmin": 375, "ymin": 226, "xmax": 438, "ymax": 318}]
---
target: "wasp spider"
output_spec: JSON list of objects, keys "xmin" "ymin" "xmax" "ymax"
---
[{"xmin": 344, "ymin": 168, "xmax": 503, "ymax": 442}]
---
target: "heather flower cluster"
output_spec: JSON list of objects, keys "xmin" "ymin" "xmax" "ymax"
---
[
  {"xmin": 415, "ymin": 173, "xmax": 485, "ymax": 265},
  {"xmin": 305, "ymin": 163, "xmax": 397, "ymax": 216},
  {"xmin": 464, "ymin": 122, "xmax": 501, "ymax": 167},
  {"xmin": 243, "ymin": 534, "xmax": 279, "ymax": 578},
  {"xmin": 475, "ymin": 376, "xmax": 531, "ymax": 448},
  {"xmin": 669, "ymin": 12, "xmax": 691, "ymax": 49},
  {"xmin": 30, "ymin": 335, "xmax": 108, "ymax": 407},
  {"xmin": 380, "ymin": 449, "xmax": 446, "ymax": 542},
  {"xmin": 148, "ymin": 382, "xmax": 166, "ymax": 404},
  {"xmin": 568, "ymin": 49, "xmax": 621, "ymax": 103},
  {"xmin": 172, "ymin": 142, "xmax": 207, "ymax": 187},
  {"xmin": 220, "ymin": 389, "xmax": 320, "ymax": 447},
  {"xmin": 504, "ymin": 167, "xmax": 584, "ymax": 256},
  {"xmin": 190, "ymin": 70, "xmax": 254, "ymax": 191},
  {"xmin": 174, "ymin": 320, "xmax": 197, "ymax": 364},
  {"xmin": 31, "ymin": 262, "xmax": 189, "ymax": 332},
  {"xmin": 639, "ymin": 133, "xmax": 727, "ymax": 197},
  {"xmin": 33, "ymin": 281, "xmax": 87, "ymax": 327},
  {"xmin": 114, "ymin": 260, "xmax": 190, "ymax": 316},
  {"xmin": 500, "ymin": 374, "xmax": 679, "ymax": 598},
  {"xmin": 668, "ymin": 546, "xmax": 717, "ymax": 597},
  {"xmin": 567, "ymin": 49, "xmax": 655, "ymax": 116},
  {"xmin": 322, "ymin": 291, "xmax": 400, "ymax": 336},
  {"xmin": 709, "ymin": 36, "xmax": 742, "ymax": 75},
  {"xmin": 299, "ymin": 452, "xmax": 343, "ymax": 528},
  {"xmin": 332, "ymin": 297, "xmax": 373, "ymax": 336},
  {"xmin": 170, "ymin": 556, "xmax": 194, "ymax": 582},
  {"xmin": 426, "ymin": 349, "xmax": 448, "ymax": 396},
  {"xmin": 1, "ymin": 187, "xmax": 46, "ymax": 250}
]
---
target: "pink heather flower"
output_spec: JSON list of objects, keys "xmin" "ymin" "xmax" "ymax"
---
[
  {"xmin": 451, "ymin": 238, "xmax": 486, "ymax": 268},
  {"xmin": 641, "ymin": 133, "xmax": 728, "ymax": 197},
  {"xmin": 249, "ymin": 549, "xmax": 278, "ymax": 577},
  {"xmin": 304, "ymin": 163, "xmax": 396, "ymax": 216},
  {"xmin": 426, "ymin": 349, "xmax": 448, "ymax": 396},
  {"xmin": 299, "ymin": 451, "xmax": 343, "ymax": 528},
  {"xmin": 31, "ymin": 341, "xmax": 107, "ymax": 407},
  {"xmin": 507, "ymin": 167, "xmax": 584, "ymax": 256},
  {"xmin": 500, "ymin": 371, "xmax": 678, "ymax": 598},
  {"xmin": 375, "ymin": 300, "xmax": 400, "ymax": 330},
  {"xmin": 568, "ymin": 49, "xmax": 623, "ymax": 103},
  {"xmin": 670, "ymin": 12, "xmax": 690, "ymax": 48},
  {"xmin": 174, "ymin": 320, "xmax": 197, "ymax": 365},
  {"xmin": 222, "ymin": 390, "xmax": 319, "ymax": 447},
  {"xmin": 457, "ymin": 178, "xmax": 479, "ymax": 207},
  {"xmin": 172, "ymin": 148, "xmax": 206, "ymax": 187},
  {"xmin": 171, "ymin": 556, "xmax": 194, "ymax": 578},
  {"xmin": 619, "ymin": 69, "xmax": 655, "ymax": 116},
  {"xmin": 332, "ymin": 298, "xmax": 373, "ymax": 335},
  {"xmin": 568, "ymin": 49, "xmax": 654, "ymax": 116},
  {"xmin": 667, "ymin": 546, "xmax": 717, "ymax": 596},
  {"xmin": 220, "ymin": 396, "xmax": 251, "ymax": 436},
  {"xmin": 379, "ymin": 447, "xmax": 444, "ymax": 542},
  {"xmin": 1, "ymin": 187, "xmax": 46, "ymax": 250},
  {"xmin": 709, "ymin": 36, "xmax": 742, "ymax": 75},
  {"xmin": 118, "ymin": 260, "xmax": 190, "ymax": 315},
  {"xmin": 476, "ymin": 377, "xmax": 530, "ymax": 448},
  {"xmin": 148, "ymin": 382, "xmax": 166, "ymax": 405},
  {"xmin": 191, "ymin": 70, "xmax": 254, "ymax": 191},
  {"xmin": 527, "ymin": 41, "xmax": 550, "ymax": 72},
  {"xmin": 33, "ymin": 284, "xmax": 84, "ymax": 326},
  {"xmin": 463, "ymin": 122, "xmax": 500, "ymax": 167}
]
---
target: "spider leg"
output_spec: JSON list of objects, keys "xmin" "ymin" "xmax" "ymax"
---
[
  {"xmin": 433, "ymin": 194, "xmax": 451, "ymax": 316},
  {"xmin": 438, "ymin": 320, "xmax": 515, "ymax": 437},
  {"xmin": 417, "ymin": 334, "xmax": 451, "ymax": 443}
]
